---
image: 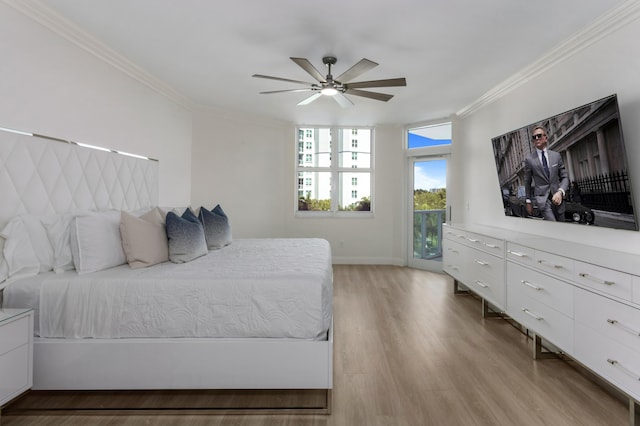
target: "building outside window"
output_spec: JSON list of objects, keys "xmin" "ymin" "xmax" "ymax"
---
[{"xmin": 296, "ymin": 126, "xmax": 372, "ymax": 213}]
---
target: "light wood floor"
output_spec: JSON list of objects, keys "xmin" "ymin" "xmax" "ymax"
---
[{"xmin": 2, "ymin": 265, "xmax": 629, "ymax": 425}]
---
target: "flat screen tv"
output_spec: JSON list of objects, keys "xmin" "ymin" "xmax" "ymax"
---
[{"xmin": 491, "ymin": 94, "xmax": 638, "ymax": 231}]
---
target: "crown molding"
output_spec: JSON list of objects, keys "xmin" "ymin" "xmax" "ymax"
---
[
  {"xmin": 4, "ymin": 0, "xmax": 195, "ymax": 111},
  {"xmin": 456, "ymin": 0, "xmax": 640, "ymax": 118}
]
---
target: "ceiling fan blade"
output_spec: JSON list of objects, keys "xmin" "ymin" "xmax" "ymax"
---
[
  {"xmin": 297, "ymin": 92, "xmax": 322, "ymax": 106},
  {"xmin": 252, "ymin": 74, "xmax": 315, "ymax": 85},
  {"xmin": 345, "ymin": 78, "xmax": 407, "ymax": 89},
  {"xmin": 290, "ymin": 57, "xmax": 326, "ymax": 83},
  {"xmin": 333, "ymin": 92, "xmax": 354, "ymax": 108},
  {"xmin": 334, "ymin": 58, "xmax": 378, "ymax": 83},
  {"xmin": 344, "ymin": 88, "xmax": 394, "ymax": 102},
  {"xmin": 259, "ymin": 88, "xmax": 313, "ymax": 94}
]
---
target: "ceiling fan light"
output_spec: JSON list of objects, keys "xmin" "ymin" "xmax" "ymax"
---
[{"xmin": 321, "ymin": 87, "xmax": 338, "ymax": 96}]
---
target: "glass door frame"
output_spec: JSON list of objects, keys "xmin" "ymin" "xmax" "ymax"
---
[{"xmin": 407, "ymin": 154, "xmax": 450, "ymax": 271}]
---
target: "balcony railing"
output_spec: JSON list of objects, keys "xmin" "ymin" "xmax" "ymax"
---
[{"xmin": 413, "ymin": 209, "xmax": 446, "ymax": 260}]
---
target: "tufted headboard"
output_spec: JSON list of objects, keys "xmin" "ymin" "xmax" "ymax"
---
[{"xmin": 0, "ymin": 128, "xmax": 159, "ymax": 232}]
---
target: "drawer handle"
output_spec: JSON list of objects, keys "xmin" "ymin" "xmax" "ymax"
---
[
  {"xmin": 522, "ymin": 308, "xmax": 543, "ymax": 321},
  {"xmin": 606, "ymin": 319, "xmax": 640, "ymax": 337},
  {"xmin": 521, "ymin": 280, "xmax": 543, "ymax": 291},
  {"xmin": 578, "ymin": 272, "xmax": 615, "ymax": 286},
  {"xmin": 467, "ymin": 238, "xmax": 479, "ymax": 243},
  {"xmin": 607, "ymin": 359, "xmax": 640, "ymax": 381},
  {"xmin": 537, "ymin": 259, "xmax": 563, "ymax": 269},
  {"xmin": 507, "ymin": 250, "xmax": 527, "ymax": 258},
  {"xmin": 484, "ymin": 243, "xmax": 499, "ymax": 249},
  {"xmin": 474, "ymin": 259, "xmax": 489, "ymax": 266},
  {"xmin": 474, "ymin": 280, "xmax": 489, "ymax": 288}
]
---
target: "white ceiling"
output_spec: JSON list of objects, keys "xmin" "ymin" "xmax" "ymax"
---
[{"xmin": 40, "ymin": 0, "xmax": 624, "ymax": 125}]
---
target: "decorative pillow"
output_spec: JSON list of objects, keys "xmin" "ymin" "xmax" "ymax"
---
[
  {"xmin": 0, "ymin": 217, "xmax": 40, "ymax": 281},
  {"xmin": 20, "ymin": 215, "xmax": 55, "ymax": 273},
  {"xmin": 198, "ymin": 205, "xmax": 232, "ymax": 250},
  {"xmin": 120, "ymin": 208, "xmax": 169, "ymax": 269},
  {"xmin": 44, "ymin": 213, "xmax": 77, "ymax": 273},
  {"xmin": 165, "ymin": 208, "xmax": 208, "ymax": 263},
  {"xmin": 69, "ymin": 210, "xmax": 127, "ymax": 274}
]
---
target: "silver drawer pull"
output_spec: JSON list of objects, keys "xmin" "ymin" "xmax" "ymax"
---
[
  {"xmin": 507, "ymin": 250, "xmax": 527, "ymax": 258},
  {"xmin": 606, "ymin": 319, "xmax": 640, "ymax": 337},
  {"xmin": 607, "ymin": 359, "xmax": 640, "ymax": 381},
  {"xmin": 537, "ymin": 259, "xmax": 563, "ymax": 269},
  {"xmin": 474, "ymin": 280, "xmax": 489, "ymax": 288},
  {"xmin": 578, "ymin": 272, "xmax": 615, "ymax": 286},
  {"xmin": 522, "ymin": 308, "xmax": 543, "ymax": 321},
  {"xmin": 457, "ymin": 234, "xmax": 466, "ymax": 238},
  {"xmin": 484, "ymin": 243, "xmax": 499, "ymax": 249},
  {"xmin": 467, "ymin": 238, "xmax": 479, "ymax": 243},
  {"xmin": 474, "ymin": 259, "xmax": 489, "ymax": 266},
  {"xmin": 521, "ymin": 280, "xmax": 543, "ymax": 291}
]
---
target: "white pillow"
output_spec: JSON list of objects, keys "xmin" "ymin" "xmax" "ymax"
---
[
  {"xmin": 44, "ymin": 213, "xmax": 77, "ymax": 273},
  {"xmin": 0, "ymin": 217, "xmax": 40, "ymax": 280},
  {"xmin": 0, "ymin": 237, "xmax": 9, "ymax": 283},
  {"xmin": 21, "ymin": 215, "xmax": 55, "ymax": 273},
  {"xmin": 70, "ymin": 210, "xmax": 127, "ymax": 274},
  {"xmin": 119, "ymin": 208, "xmax": 169, "ymax": 269}
]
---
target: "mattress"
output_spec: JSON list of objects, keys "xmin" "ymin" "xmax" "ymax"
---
[{"xmin": 2, "ymin": 238, "xmax": 333, "ymax": 340}]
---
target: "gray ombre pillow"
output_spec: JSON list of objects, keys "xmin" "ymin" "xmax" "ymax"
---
[
  {"xmin": 198, "ymin": 205, "xmax": 232, "ymax": 250},
  {"xmin": 165, "ymin": 208, "xmax": 208, "ymax": 263}
]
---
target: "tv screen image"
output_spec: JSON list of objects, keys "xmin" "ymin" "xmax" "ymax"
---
[{"xmin": 491, "ymin": 94, "xmax": 638, "ymax": 231}]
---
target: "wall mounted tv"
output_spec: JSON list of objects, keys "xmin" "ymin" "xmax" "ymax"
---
[{"xmin": 491, "ymin": 94, "xmax": 637, "ymax": 231}]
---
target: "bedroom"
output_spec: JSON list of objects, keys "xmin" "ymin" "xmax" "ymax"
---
[{"xmin": 1, "ymin": 0, "xmax": 639, "ymax": 424}]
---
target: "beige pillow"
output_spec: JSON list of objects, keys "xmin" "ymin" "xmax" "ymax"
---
[{"xmin": 119, "ymin": 208, "xmax": 169, "ymax": 269}]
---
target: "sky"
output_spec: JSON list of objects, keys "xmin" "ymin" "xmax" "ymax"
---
[{"xmin": 408, "ymin": 125, "xmax": 450, "ymax": 191}]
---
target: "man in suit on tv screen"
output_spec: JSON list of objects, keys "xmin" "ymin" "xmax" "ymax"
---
[{"xmin": 524, "ymin": 126, "xmax": 569, "ymax": 221}]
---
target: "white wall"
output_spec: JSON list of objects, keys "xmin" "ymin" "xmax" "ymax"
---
[
  {"xmin": 453, "ymin": 16, "xmax": 640, "ymax": 254},
  {"xmin": 0, "ymin": 3, "xmax": 192, "ymax": 207},
  {"xmin": 191, "ymin": 106, "xmax": 406, "ymax": 264}
]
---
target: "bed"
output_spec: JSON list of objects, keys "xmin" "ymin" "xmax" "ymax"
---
[{"xmin": 0, "ymin": 128, "xmax": 333, "ymax": 412}]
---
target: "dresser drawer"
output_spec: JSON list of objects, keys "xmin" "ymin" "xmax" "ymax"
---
[
  {"xmin": 633, "ymin": 275, "xmax": 640, "ymax": 306},
  {"xmin": 507, "ymin": 262, "xmax": 574, "ymax": 317},
  {"xmin": 575, "ymin": 322, "xmax": 640, "ymax": 401},
  {"xmin": 443, "ymin": 239, "xmax": 468, "ymax": 283},
  {"xmin": 574, "ymin": 261, "xmax": 632, "ymax": 302},
  {"xmin": 0, "ymin": 343, "xmax": 30, "ymax": 404},
  {"xmin": 575, "ymin": 288, "xmax": 640, "ymax": 354},
  {"xmin": 0, "ymin": 315, "xmax": 30, "ymax": 356},
  {"xmin": 533, "ymin": 250, "xmax": 574, "ymax": 282},
  {"xmin": 507, "ymin": 283, "xmax": 573, "ymax": 352},
  {"xmin": 506, "ymin": 242, "xmax": 536, "ymax": 268}
]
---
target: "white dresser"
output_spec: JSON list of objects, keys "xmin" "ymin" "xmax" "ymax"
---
[
  {"xmin": 0, "ymin": 308, "xmax": 34, "ymax": 415},
  {"xmin": 443, "ymin": 224, "xmax": 507, "ymax": 315},
  {"xmin": 443, "ymin": 223, "xmax": 640, "ymax": 424}
]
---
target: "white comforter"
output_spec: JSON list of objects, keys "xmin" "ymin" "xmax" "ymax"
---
[{"xmin": 3, "ymin": 238, "xmax": 333, "ymax": 340}]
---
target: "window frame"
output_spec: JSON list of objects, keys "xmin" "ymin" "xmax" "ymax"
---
[{"xmin": 295, "ymin": 125, "xmax": 374, "ymax": 217}]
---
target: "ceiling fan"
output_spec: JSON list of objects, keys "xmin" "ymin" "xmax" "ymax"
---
[{"xmin": 252, "ymin": 56, "xmax": 407, "ymax": 107}]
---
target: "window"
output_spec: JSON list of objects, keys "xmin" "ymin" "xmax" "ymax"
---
[
  {"xmin": 407, "ymin": 122, "xmax": 452, "ymax": 149},
  {"xmin": 305, "ymin": 141, "xmax": 312, "ymax": 150},
  {"xmin": 296, "ymin": 127, "xmax": 373, "ymax": 213}
]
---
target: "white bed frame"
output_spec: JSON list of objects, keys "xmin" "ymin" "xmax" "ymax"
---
[{"xmin": 0, "ymin": 128, "xmax": 333, "ymax": 410}]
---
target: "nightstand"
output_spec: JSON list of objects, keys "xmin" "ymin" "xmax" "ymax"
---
[{"xmin": 0, "ymin": 308, "xmax": 34, "ymax": 417}]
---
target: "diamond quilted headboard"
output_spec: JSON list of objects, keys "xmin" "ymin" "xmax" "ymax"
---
[{"xmin": 0, "ymin": 128, "xmax": 159, "ymax": 231}]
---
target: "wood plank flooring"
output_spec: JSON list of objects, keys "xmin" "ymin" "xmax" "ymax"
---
[{"xmin": 2, "ymin": 265, "xmax": 629, "ymax": 425}]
